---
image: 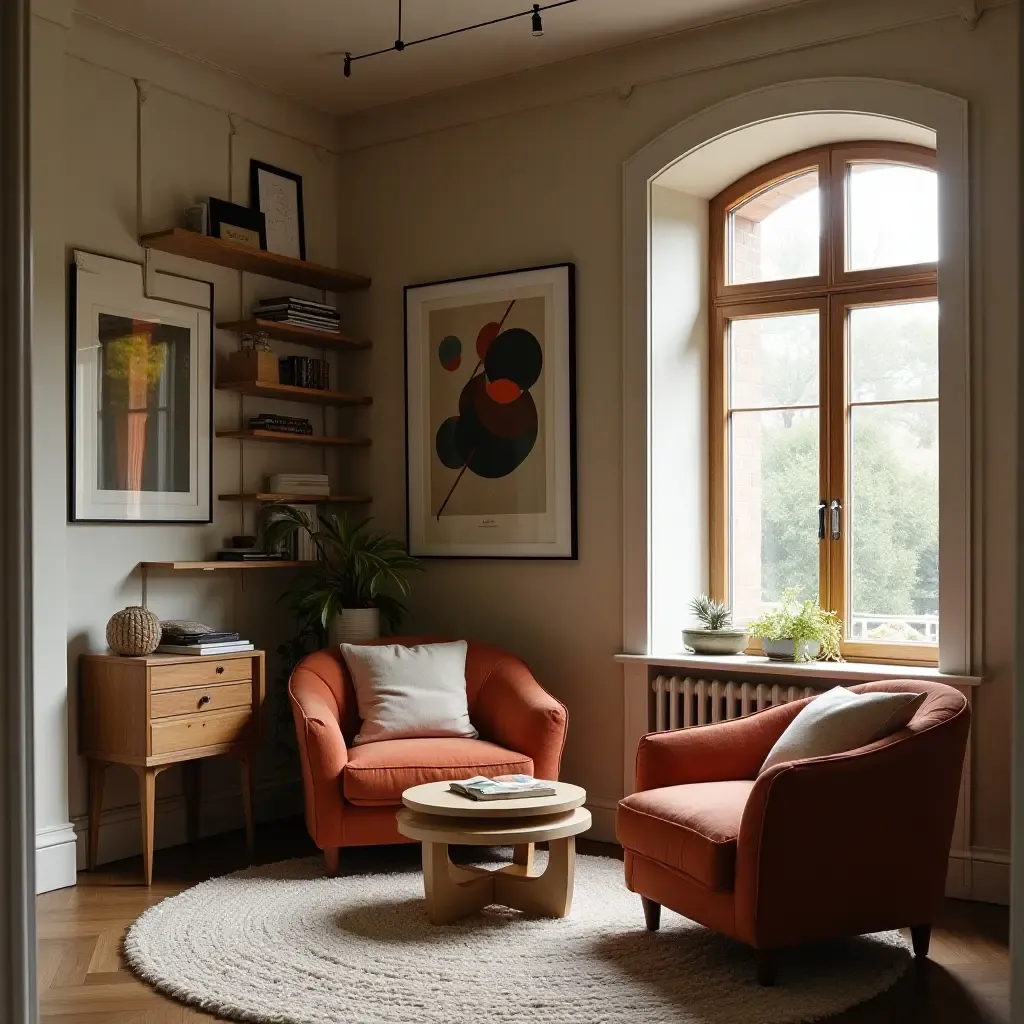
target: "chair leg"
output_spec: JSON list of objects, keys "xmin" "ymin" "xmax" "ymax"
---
[
  {"xmin": 910, "ymin": 924, "xmax": 932, "ymax": 958},
  {"xmin": 757, "ymin": 949, "xmax": 777, "ymax": 987},
  {"xmin": 641, "ymin": 896, "xmax": 661, "ymax": 932},
  {"xmin": 324, "ymin": 847, "xmax": 340, "ymax": 877}
]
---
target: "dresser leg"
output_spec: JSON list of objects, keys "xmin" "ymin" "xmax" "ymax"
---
[
  {"xmin": 183, "ymin": 760, "xmax": 202, "ymax": 845},
  {"xmin": 239, "ymin": 753, "xmax": 254, "ymax": 860},
  {"xmin": 87, "ymin": 761, "xmax": 106, "ymax": 871},
  {"xmin": 137, "ymin": 767, "xmax": 157, "ymax": 886}
]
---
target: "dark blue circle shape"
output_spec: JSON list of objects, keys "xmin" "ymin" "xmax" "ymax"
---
[{"xmin": 483, "ymin": 328, "xmax": 542, "ymax": 392}]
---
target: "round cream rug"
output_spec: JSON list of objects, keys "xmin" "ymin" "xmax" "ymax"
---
[{"xmin": 125, "ymin": 853, "xmax": 910, "ymax": 1024}]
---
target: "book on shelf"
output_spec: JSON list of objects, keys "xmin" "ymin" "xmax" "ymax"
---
[
  {"xmin": 257, "ymin": 295, "xmax": 339, "ymax": 312},
  {"xmin": 156, "ymin": 642, "xmax": 255, "ymax": 656},
  {"xmin": 269, "ymin": 473, "xmax": 329, "ymax": 495},
  {"xmin": 159, "ymin": 621, "xmax": 241, "ymax": 645},
  {"xmin": 279, "ymin": 356, "xmax": 329, "ymax": 390},
  {"xmin": 257, "ymin": 310, "xmax": 339, "ymax": 324},
  {"xmin": 256, "ymin": 298, "xmax": 339, "ymax": 316},
  {"xmin": 448, "ymin": 775, "xmax": 558, "ymax": 801},
  {"xmin": 248, "ymin": 414, "xmax": 313, "ymax": 435},
  {"xmin": 215, "ymin": 550, "xmax": 288, "ymax": 561}
]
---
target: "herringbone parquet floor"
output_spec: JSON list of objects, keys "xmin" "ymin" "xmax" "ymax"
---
[{"xmin": 36, "ymin": 819, "xmax": 1010, "ymax": 1023}]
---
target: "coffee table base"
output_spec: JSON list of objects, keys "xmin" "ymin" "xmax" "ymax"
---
[{"xmin": 422, "ymin": 838, "xmax": 576, "ymax": 924}]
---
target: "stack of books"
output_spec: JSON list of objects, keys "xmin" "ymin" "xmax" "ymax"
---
[
  {"xmin": 255, "ymin": 296, "xmax": 340, "ymax": 334},
  {"xmin": 448, "ymin": 775, "xmax": 558, "ymax": 802},
  {"xmin": 156, "ymin": 621, "xmax": 254, "ymax": 656},
  {"xmin": 279, "ymin": 356, "xmax": 329, "ymax": 390},
  {"xmin": 248, "ymin": 413, "xmax": 313, "ymax": 435},
  {"xmin": 215, "ymin": 549, "xmax": 287, "ymax": 562},
  {"xmin": 269, "ymin": 473, "xmax": 330, "ymax": 496}
]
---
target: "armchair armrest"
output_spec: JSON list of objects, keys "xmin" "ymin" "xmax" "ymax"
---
[
  {"xmin": 634, "ymin": 700, "xmax": 808, "ymax": 791},
  {"xmin": 289, "ymin": 655, "xmax": 350, "ymax": 849},
  {"xmin": 472, "ymin": 653, "xmax": 568, "ymax": 781},
  {"xmin": 734, "ymin": 703, "xmax": 970, "ymax": 949}
]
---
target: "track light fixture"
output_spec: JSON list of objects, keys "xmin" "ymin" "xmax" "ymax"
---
[{"xmin": 340, "ymin": 0, "xmax": 577, "ymax": 78}]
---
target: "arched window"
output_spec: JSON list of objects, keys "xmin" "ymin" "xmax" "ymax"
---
[{"xmin": 709, "ymin": 142, "xmax": 938, "ymax": 663}]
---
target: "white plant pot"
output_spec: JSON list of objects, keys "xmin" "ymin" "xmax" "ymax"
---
[{"xmin": 329, "ymin": 607, "xmax": 381, "ymax": 646}]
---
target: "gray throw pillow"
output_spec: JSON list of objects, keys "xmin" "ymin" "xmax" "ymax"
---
[
  {"xmin": 760, "ymin": 685, "xmax": 926, "ymax": 774},
  {"xmin": 340, "ymin": 640, "xmax": 478, "ymax": 746}
]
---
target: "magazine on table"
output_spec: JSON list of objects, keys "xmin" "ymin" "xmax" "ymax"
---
[{"xmin": 448, "ymin": 775, "xmax": 557, "ymax": 801}]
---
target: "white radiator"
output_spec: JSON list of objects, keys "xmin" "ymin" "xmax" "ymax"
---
[{"xmin": 650, "ymin": 675, "xmax": 820, "ymax": 732}]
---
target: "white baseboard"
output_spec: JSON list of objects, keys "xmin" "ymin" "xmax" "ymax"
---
[
  {"xmin": 72, "ymin": 775, "xmax": 303, "ymax": 872},
  {"xmin": 946, "ymin": 847, "xmax": 1010, "ymax": 905},
  {"xmin": 36, "ymin": 823, "xmax": 78, "ymax": 894},
  {"xmin": 585, "ymin": 797, "xmax": 618, "ymax": 844}
]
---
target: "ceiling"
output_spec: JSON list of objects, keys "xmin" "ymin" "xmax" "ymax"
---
[{"xmin": 75, "ymin": 0, "xmax": 801, "ymax": 116}]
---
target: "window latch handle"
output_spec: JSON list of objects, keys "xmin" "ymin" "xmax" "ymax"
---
[
  {"xmin": 830, "ymin": 499, "xmax": 842, "ymax": 541},
  {"xmin": 818, "ymin": 500, "xmax": 826, "ymax": 540}
]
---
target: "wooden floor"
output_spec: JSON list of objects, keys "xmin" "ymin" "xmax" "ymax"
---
[{"xmin": 37, "ymin": 819, "xmax": 1009, "ymax": 1023}]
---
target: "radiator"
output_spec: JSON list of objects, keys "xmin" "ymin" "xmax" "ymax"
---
[{"xmin": 650, "ymin": 675, "xmax": 820, "ymax": 732}]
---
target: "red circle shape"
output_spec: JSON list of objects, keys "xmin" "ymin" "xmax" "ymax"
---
[
  {"xmin": 485, "ymin": 377, "xmax": 522, "ymax": 405},
  {"xmin": 476, "ymin": 321, "xmax": 501, "ymax": 360},
  {"xmin": 441, "ymin": 355, "xmax": 462, "ymax": 372}
]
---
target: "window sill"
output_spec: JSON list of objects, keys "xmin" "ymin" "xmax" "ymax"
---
[{"xmin": 614, "ymin": 652, "xmax": 982, "ymax": 688}]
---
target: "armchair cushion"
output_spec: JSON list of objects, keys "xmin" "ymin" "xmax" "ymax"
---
[
  {"xmin": 760, "ymin": 685, "xmax": 926, "ymax": 774},
  {"xmin": 617, "ymin": 781, "xmax": 754, "ymax": 890},
  {"xmin": 343, "ymin": 737, "xmax": 532, "ymax": 806}
]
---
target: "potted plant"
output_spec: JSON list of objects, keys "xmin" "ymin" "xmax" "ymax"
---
[
  {"xmin": 261, "ymin": 509, "xmax": 422, "ymax": 644},
  {"xmin": 748, "ymin": 591, "xmax": 843, "ymax": 663},
  {"xmin": 682, "ymin": 595, "xmax": 749, "ymax": 656}
]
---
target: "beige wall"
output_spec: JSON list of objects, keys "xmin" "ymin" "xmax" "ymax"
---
[{"xmin": 335, "ymin": 0, "xmax": 1018, "ymax": 855}]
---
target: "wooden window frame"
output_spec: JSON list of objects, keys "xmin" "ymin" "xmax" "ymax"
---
[{"xmin": 710, "ymin": 142, "xmax": 939, "ymax": 665}]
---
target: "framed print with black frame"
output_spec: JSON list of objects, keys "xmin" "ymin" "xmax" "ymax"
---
[
  {"xmin": 405, "ymin": 262, "xmax": 577, "ymax": 559},
  {"xmin": 208, "ymin": 197, "xmax": 266, "ymax": 250},
  {"xmin": 69, "ymin": 250, "xmax": 213, "ymax": 524},
  {"xmin": 250, "ymin": 160, "xmax": 306, "ymax": 260}
]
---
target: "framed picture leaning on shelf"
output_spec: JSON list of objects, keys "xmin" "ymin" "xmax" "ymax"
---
[
  {"xmin": 250, "ymin": 160, "xmax": 306, "ymax": 260},
  {"xmin": 405, "ymin": 263, "xmax": 577, "ymax": 559},
  {"xmin": 69, "ymin": 250, "xmax": 213, "ymax": 523}
]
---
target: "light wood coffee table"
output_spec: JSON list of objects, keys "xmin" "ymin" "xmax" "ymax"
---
[{"xmin": 397, "ymin": 781, "xmax": 591, "ymax": 925}]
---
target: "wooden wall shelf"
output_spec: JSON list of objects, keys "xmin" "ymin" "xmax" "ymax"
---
[
  {"xmin": 218, "ymin": 319, "xmax": 370, "ymax": 352},
  {"xmin": 216, "ymin": 429, "xmax": 370, "ymax": 447},
  {"xmin": 139, "ymin": 229, "xmax": 371, "ymax": 292},
  {"xmin": 218, "ymin": 493, "xmax": 372, "ymax": 505},
  {"xmin": 140, "ymin": 561, "xmax": 317, "ymax": 571},
  {"xmin": 216, "ymin": 380, "xmax": 372, "ymax": 407}
]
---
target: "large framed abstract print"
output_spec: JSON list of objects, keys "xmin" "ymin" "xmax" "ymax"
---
[
  {"xmin": 405, "ymin": 263, "xmax": 576, "ymax": 559},
  {"xmin": 69, "ymin": 251, "xmax": 212, "ymax": 523}
]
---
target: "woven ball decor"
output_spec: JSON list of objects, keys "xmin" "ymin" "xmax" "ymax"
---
[{"xmin": 106, "ymin": 606, "xmax": 161, "ymax": 657}]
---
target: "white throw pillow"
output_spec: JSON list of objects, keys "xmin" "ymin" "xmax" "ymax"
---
[
  {"xmin": 760, "ymin": 685, "xmax": 926, "ymax": 775},
  {"xmin": 340, "ymin": 640, "xmax": 478, "ymax": 746}
]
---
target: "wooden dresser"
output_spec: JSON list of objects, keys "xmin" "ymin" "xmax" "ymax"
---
[{"xmin": 80, "ymin": 650, "xmax": 265, "ymax": 884}]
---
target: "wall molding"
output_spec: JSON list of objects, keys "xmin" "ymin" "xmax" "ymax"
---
[
  {"xmin": 585, "ymin": 797, "xmax": 618, "ymax": 844},
  {"xmin": 947, "ymin": 846, "xmax": 1010, "ymax": 904},
  {"xmin": 35, "ymin": 823, "xmax": 78, "ymax": 894}
]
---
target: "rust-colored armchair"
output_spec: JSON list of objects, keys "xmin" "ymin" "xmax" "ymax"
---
[
  {"xmin": 616, "ymin": 681, "xmax": 969, "ymax": 985},
  {"xmin": 289, "ymin": 637, "xmax": 568, "ymax": 874}
]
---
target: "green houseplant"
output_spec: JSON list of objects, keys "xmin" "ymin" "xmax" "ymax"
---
[
  {"xmin": 261, "ymin": 509, "xmax": 422, "ymax": 644},
  {"xmin": 747, "ymin": 591, "xmax": 843, "ymax": 663},
  {"xmin": 682, "ymin": 595, "xmax": 749, "ymax": 655}
]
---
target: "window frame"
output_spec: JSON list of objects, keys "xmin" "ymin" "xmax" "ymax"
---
[{"xmin": 709, "ymin": 141, "xmax": 939, "ymax": 665}]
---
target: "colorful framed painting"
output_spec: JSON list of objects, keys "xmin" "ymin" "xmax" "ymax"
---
[
  {"xmin": 69, "ymin": 251, "xmax": 213, "ymax": 523},
  {"xmin": 405, "ymin": 263, "xmax": 577, "ymax": 559}
]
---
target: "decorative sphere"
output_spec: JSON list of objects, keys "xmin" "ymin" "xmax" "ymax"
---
[{"xmin": 106, "ymin": 606, "xmax": 161, "ymax": 657}]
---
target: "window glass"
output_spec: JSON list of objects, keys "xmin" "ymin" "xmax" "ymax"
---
[
  {"xmin": 727, "ymin": 169, "xmax": 819, "ymax": 284},
  {"xmin": 847, "ymin": 162, "xmax": 938, "ymax": 271},
  {"xmin": 729, "ymin": 312, "xmax": 818, "ymax": 409}
]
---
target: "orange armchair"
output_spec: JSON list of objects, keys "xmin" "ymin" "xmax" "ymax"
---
[
  {"xmin": 616, "ymin": 681, "xmax": 969, "ymax": 985},
  {"xmin": 289, "ymin": 637, "xmax": 568, "ymax": 874}
]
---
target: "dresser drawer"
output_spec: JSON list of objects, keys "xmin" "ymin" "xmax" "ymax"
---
[
  {"xmin": 150, "ymin": 681, "xmax": 252, "ymax": 719},
  {"xmin": 150, "ymin": 659, "xmax": 252, "ymax": 691},
  {"xmin": 151, "ymin": 708, "xmax": 252, "ymax": 755}
]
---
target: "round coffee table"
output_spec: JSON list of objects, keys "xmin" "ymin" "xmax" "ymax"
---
[{"xmin": 397, "ymin": 780, "xmax": 591, "ymax": 925}]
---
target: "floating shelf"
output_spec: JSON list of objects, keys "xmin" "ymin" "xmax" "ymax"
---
[
  {"xmin": 218, "ymin": 319, "xmax": 371, "ymax": 352},
  {"xmin": 140, "ymin": 229, "xmax": 371, "ymax": 292},
  {"xmin": 218, "ymin": 493, "xmax": 372, "ymax": 505},
  {"xmin": 216, "ymin": 429, "xmax": 371, "ymax": 447},
  {"xmin": 216, "ymin": 379, "xmax": 372, "ymax": 407},
  {"xmin": 140, "ymin": 560, "xmax": 317, "ymax": 571}
]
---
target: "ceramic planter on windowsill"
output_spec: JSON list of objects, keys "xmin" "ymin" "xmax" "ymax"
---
[
  {"xmin": 681, "ymin": 628, "xmax": 750, "ymax": 656},
  {"xmin": 761, "ymin": 637, "xmax": 821, "ymax": 662}
]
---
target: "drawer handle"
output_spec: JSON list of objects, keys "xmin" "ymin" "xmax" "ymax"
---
[
  {"xmin": 198, "ymin": 695, "xmax": 211, "ymax": 706},
  {"xmin": 216, "ymin": 666, "xmax": 225, "ymax": 674}
]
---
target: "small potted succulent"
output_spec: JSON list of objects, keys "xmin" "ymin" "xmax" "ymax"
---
[
  {"xmin": 748, "ymin": 591, "xmax": 843, "ymax": 663},
  {"xmin": 682, "ymin": 595, "xmax": 749, "ymax": 656}
]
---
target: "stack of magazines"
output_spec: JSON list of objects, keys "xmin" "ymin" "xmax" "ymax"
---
[
  {"xmin": 269, "ymin": 473, "xmax": 329, "ymax": 496},
  {"xmin": 249, "ymin": 413, "xmax": 313, "ymax": 435},
  {"xmin": 156, "ymin": 621, "xmax": 254, "ymax": 656},
  {"xmin": 255, "ymin": 296, "xmax": 340, "ymax": 333},
  {"xmin": 448, "ymin": 775, "xmax": 557, "ymax": 801}
]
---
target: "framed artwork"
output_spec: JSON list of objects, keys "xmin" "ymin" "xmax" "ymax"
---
[
  {"xmin": 208, "ymin": 197, "xmax": 266, "ymax": 250},
  {"xmin": 405, "ymin": 263, "xmax": 577, "ymax": 559},
  {"xmin": 250, "ymin": 160, "xmax": 306, "ymax": 260},
  {"xmin": 69, "ymin": 250, "xmax": 213, "ymax": 523}
]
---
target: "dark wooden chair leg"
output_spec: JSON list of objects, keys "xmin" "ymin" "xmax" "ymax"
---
[
  {"xmin": 641, "ymin": 896, "xmax": 661, "ymax": 932},
  {"xmin": 910, "ymin": 924, "xmax": 932, "ymax": 958},
  {"xmin": 757, "ymin": 949, "xmax": 777, "ymax": 987},
  {"xmin": 324, "ymin": 847, "xmax": 340, "ymax": 877}
]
